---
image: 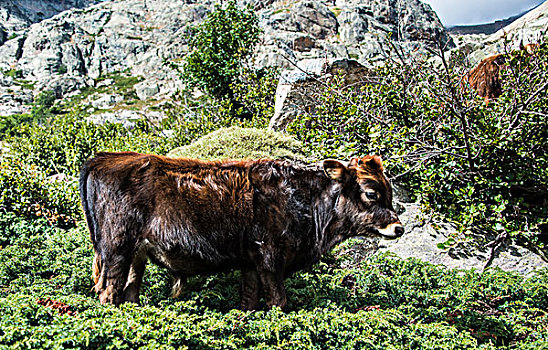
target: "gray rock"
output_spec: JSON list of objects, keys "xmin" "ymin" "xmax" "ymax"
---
[
  {"xmin": 275, "ymin": 1, "xmax": 338, "ymax": 40},
  {"xmin": 0, "ymin": 25, "xmax": 6, "ymax": 46},
  {"xmin": 35, "ymin": 75, "xmax": 87, "ymax": 98},
  {"xmin": 135, "ymin": 81, "xmax": 160, "ymax": 100},
  {"xmin": 90, "ymin": 93, "xmax": 124, "ymax": 109},
  {"xmin": 0, "ymin": 35, "xmax": 25, "ymax": 72},
  {"xmin": 0, "ymin": 0, "xmax": 99, "ymax": 39},
  {"xmin": 257, "ymin": 0, "xmax": 452, "ymax": 68},
  {"xmin": 269, "ymin": 57, "xmax": 372, "ymax": 130},
  {"xmin": 86, "ymin": 108, "xmax": 165, "ymax": 128}
]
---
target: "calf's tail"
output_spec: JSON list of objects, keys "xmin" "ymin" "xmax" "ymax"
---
[{"xmin": 79, "ymin": 158, "xmax": 106, "ymax": 292}]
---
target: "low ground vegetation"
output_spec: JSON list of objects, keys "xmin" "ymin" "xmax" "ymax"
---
[{"xmin": 0, "ymin": 212, "xmax": 547, "ymax": 349}]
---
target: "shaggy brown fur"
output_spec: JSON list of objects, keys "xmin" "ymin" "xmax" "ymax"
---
[
  {"xmin": 466, "ymin": 54, "xmax": 506, "ymax": 104},
  {"xmin": 80, "ymin": 152, "xmax": 404, "ymax": 309},
  {"xmin": 466, "ymin": 42, "xmax": 539, "ymax": 104}
]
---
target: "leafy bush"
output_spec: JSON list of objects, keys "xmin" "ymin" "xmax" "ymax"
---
[
  {"xmin": 230, "ymin": 66, "xmax": 280, "ymax": 123},
  {"xmin": 0, "ymin": 216, "xmax": 93, "ymax": 297},
  {"xmin": 0, "ymin": 158, "xmax": 80, "ymax": 229},
  {"xmin": 288, "ymin": 38, "xmax": 548, "ymax": 244},
  {"xmin": 167, "ymin": 126, "xmax": 306, "ymax": 160},
  {"xmin": 7, "ymin": 111, "xmax": 180, "ymax": 177},
  {"xmin": 182, "ymin": 1, "xmax": 261, "ymax": 101},
  {"xmin": 30, "ymin": 90, "xmax": 57, "ymax": 120}
]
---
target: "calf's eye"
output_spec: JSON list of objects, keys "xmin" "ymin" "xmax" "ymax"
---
[{"xmin": 362, "ymin": 190, "xmax": 378, "ymax": 201}]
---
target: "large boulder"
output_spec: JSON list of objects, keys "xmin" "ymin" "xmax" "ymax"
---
[{"xmin": 269, "ymin": 57, "xmax": 373, "ymax": 130}]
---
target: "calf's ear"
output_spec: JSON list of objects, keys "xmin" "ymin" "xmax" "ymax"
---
[
  {"xmin": 323, "ymin": 160, "xmax": 349, "ymax": 182},
  {"xmin": 364, "ymin": 155, "xmax": 384, "ymax": 171}
]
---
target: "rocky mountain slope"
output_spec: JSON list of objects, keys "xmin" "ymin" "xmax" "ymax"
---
[
  {"xmin": 0, "ymin": 0, "xmax": 100, "ymax": 40},
  {"xmin": 0, "ymin": 0, "xmax": 450, "ymax": 116},
  {"xmin": 452, "ymin": 1, "xmax": 548, "ymax": 64},
  {"xmin": 448, "ymin": 14, "xmax": 521, "ymax": 36},
  {"xmin": 447, "ymin": 4, "xmax": 539, "ymax": 36}
]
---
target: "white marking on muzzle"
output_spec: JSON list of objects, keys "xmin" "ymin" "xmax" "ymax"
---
[{"xmin": 377, "ymin": 223, "xmax": 404, "ymax": 239}]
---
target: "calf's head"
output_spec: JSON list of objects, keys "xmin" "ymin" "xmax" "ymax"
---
[{"xmin": 323, "ymin": 155, "xmax": 404, "ymax": 239}]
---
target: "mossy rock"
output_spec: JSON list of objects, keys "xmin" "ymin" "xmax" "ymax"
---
[{"xmin": 167, "ymin": 126, "xmax": 306, "ymax": 160}]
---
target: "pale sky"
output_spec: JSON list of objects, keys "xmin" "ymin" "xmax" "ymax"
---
[{"xmin": 422, "ymin": 0, "xmax": 545, "ymax": 26}]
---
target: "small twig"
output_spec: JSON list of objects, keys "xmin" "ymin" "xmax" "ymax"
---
[
  {"xmin": 482, "ymin": 229, "xmax": 509, "ymax": 272},
  {"xmin": 519, "ymin": 110, "xmax": 548, "ymax": 118}
]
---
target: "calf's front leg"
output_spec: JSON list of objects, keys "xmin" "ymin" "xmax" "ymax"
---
[
  {"xmin": 240, "ymin": 268, "xmax": 260, "ymax": 310},
  {"xmin": 258, "ymin": 270, "xmax": 287, "ymax": 310}
]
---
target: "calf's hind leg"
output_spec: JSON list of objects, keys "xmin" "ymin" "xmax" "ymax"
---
[
  {"xmin": 96, "ymin": 238, "xmax": 136, "ymax": 306},
  {"xmin": 123, "ymin": 245, "xmax": 148, "ymax": 304}
]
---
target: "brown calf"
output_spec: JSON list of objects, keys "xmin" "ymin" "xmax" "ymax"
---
[
  {"xmin": 80, "ymin": 152, "xmax": 404, "ymax": 309},
  {"xmin": 465, "ymin": 54, "xmax": 506, "ymax": 104},
  {"xmin": 465, "ymin": 42, "xmax": 539, "ymax": 104}
]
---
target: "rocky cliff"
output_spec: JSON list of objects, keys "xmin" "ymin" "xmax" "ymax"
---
[
  {"xmin": 1, "ymin": 0, "xmax": 545, "ymax": 119},
  {"xmin": 0, "ymin": 0, "xmax": 450, "ymax": 116},
  {"xmin": 451, "ymin": 1, "xmax": 548, "ymax": 64},
  {"xmin": 255, "ymin": 0, "xmax": 452, "ymax": 68},
  {"xmin": 0, "ymin": 0, "xmax": 100, "ymax": 37}
]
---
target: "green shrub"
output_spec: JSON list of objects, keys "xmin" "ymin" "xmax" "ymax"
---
[
  {"xmin": 0, "ymin": 189, "xmax": 546, "ymax": 348},
  {"xmin": 30, "ymin": 90, "xmax": 57, "ymax": 120},
  {"xmin": 0, "ymin": 113, "xmax": 33, "ymax": 138},
  {"xmin": 2, "ymin": 68, "xmax": 22, "ymax": 79},
  {"xmin": 230, "ymin": 66, "xmax": 280, "ymax": 123},
  {"xmin": 167, "ymin": 126, "xmax": 306, "ymax": 160},
  {"xmin": 57, "ymin": 65, "xmax": 68, "ymax": 74},
  {"xmin": 163, "ymin": 76, "xmax": 276, "ymax": 147},
  {"xmin": 182, "ymin": 1, "xmax": 261, "ymax": 101},
  {"xmin": 7, "ymin": 111, "xmax": 180, "ymax": 177},
  {"xmin": 0, "ymin": 158, "xmax": 80, "ymax": 229},
  {"xmin": 288, "ymin": 38, "xmax": 548, "ymax": 243},
  {"xmin": 0, "ymin": 218, "xmax": 93, "ymax": 297}
]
